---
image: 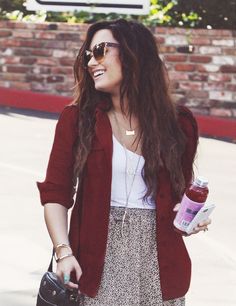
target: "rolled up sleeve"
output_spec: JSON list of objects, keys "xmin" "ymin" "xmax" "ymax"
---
[{"xmin": 37, "ymin": 105, "xmax": 79, "ymax": 209}]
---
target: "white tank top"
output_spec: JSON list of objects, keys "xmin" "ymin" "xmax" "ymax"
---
[{"xmin": 110, "ymin": 135, "xmax": 156, "ymax": 209}]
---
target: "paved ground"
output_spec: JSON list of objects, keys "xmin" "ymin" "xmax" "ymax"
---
[{"xmin": 0, "ymin": 106, "xmax": 235, "ymax": 306}]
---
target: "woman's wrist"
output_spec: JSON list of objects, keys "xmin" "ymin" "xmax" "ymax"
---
[
  {"xmin": 55, "ymin": 253, "xmax": 74, "ymax": 263},
  {"xmin": 54, "ymin": 243, "xmax": 72, "ymax": 258}
]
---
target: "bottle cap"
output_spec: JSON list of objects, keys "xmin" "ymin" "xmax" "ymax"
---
[{"xmin": 195, "ymin": 176, "xmax": 208, "ymax": 187}]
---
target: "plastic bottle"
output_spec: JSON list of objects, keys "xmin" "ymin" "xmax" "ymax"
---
[{"xmin": 173, "ymin": 176, "xmax": 209, "ymax": 234}]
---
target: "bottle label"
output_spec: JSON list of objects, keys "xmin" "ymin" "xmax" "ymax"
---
[{"xmin": 174, "ymin": 194, "xmax": 205, "ymax": 231}]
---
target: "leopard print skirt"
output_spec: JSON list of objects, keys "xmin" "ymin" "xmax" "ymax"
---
[{"xmin": 79, "ymin": 207, "xmax": 185, "ymax": 306}]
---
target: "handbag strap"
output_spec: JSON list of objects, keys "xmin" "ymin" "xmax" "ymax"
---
[{"xmin": 47, "ymin": 249, "xmax": 54, "ymax": 272}]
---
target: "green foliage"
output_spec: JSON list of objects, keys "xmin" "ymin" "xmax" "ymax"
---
[{"xmin": 0, "ymin": 0, "xmax": 235, "ymax": 29}]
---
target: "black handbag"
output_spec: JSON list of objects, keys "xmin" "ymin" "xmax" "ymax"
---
[{"xmin": 36, "ymin": 252, "xmax": 79, "ymax": 306}]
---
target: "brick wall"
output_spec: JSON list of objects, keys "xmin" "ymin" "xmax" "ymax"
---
[{"xmin": 0, "ymin": 20, "xmax": 236, "ymax": 118}]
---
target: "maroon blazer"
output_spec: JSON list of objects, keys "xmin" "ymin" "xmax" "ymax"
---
[{"xmin": 37, "ymin": 103, "xmax": 198, "ymax": 301}]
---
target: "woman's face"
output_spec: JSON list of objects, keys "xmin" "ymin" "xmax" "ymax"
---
[{"xmin": 87, "ymin": 29, "xmax": 122, "ymax": 97}]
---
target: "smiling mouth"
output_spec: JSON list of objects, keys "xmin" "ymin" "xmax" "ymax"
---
[{"xmin": 93, "ymin": 70, "xmax": 105, "ymax": 79}]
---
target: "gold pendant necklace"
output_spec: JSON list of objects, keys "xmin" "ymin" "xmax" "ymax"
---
[{"xmin": 125, "ymin": 130, "xmax": 135, "ymax": 136}]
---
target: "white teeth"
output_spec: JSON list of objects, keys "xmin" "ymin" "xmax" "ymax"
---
[{"xmin": 93, "ymin": 70, "xmax": 105, "ymax": 77}]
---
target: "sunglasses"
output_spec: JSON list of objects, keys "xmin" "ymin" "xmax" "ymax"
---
[{"xmin": 84, "ymin": 42, "xmax": 120, "ymax": 66}]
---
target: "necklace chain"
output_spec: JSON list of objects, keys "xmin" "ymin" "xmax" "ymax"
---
[
  {"xmin": 112, "ymin": 111, "xmax": 137, "ymax": 136},
  {"xmin": 112, "ymin": 110, "xmax": 142, "ymax": 237}
]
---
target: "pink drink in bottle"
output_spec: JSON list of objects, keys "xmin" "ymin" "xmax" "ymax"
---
[{"xmin": 174, "ymin": 176, "xmax": 209, "ymax": 234}]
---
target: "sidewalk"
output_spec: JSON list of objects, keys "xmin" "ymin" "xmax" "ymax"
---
[{"xmin": 0, "ymin": 106, "xmax": 235, "ymax": 306}]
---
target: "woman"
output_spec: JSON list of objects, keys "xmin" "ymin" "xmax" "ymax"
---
[{"xmin": 37, "ymin": 19, "xmax": 211, "ymax": 305}]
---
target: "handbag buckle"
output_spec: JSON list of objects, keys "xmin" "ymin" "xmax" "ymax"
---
[{"xmin": 69, "ymin": 293, "xmax": 79, "ymax": 302}]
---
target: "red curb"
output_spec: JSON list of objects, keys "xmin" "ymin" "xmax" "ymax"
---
[
  {"xmin": 0, "ymin": 87, "xmax": 71, "ymax": 113},
  {"xmin": 0, "ymin": 87, "xmax": 235, "ymax": 141},
  {"xmin": 197, "ymin": 115, "xmax": 236, "ymax": 140}
]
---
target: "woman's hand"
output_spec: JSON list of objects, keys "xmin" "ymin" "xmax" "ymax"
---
[
  {"xmin": 56, "ymin": 251, "xmax": 82, "ymax": 291},
  {"xmin": 173, "ymin": 203, "xmax": 212, "ymax": 235}
]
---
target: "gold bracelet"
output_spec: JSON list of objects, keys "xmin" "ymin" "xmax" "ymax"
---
[
  {"xmin": 54, "ymin": 243, "xmax": 71, "ymax": 252},
  {"xmin": 55, "ymin": 253, "xmax": 74, "ymax": 263}
]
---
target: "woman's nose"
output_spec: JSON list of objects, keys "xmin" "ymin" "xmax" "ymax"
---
[{"xmin": 87, "ymin": 55, "xmax": 99, "ymax": 67}]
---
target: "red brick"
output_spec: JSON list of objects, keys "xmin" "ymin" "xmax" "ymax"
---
[
  {"xmin": 175, "ymin": 64, "xmax": 196, "ymax": 72},
  {"xmin": 14, "ymin": 48, "xmax": 31, "ymax": 56},
  {"xmin": 56, "ymin": 33, "xmax": 80, "ymax": 41},
  {"xmin": 31, "ymin": 49, "xmax": 52, "ymax": 57},
  {"xmin": 188, "ymin": 74, "xmax": 208, "ymax": 82},
  {"xmin": 168, "ymin": 71, "xmax": 189, "ymax": 81},
  {"xmin": 6, "ymin": 21, "xmax": 27, "ymax": 29},
  {"xmin": 191, "ymin": 38, "xmax": 211, "ymax": 45},
  {"xmin": 0, "ymin": 21, "xmax": 8, "ymax": 28},
  {"xmin": 20, "ymin": 58, "xmax": 37, "ymax": 65},
  {"xmin": 165, "ymin": 55, "xmax": 187, "ymax": 62},
  {"xmin": 35, "ymin": 32, "xmax": 57, "ymax": 40},
  {"xmin": 35, "ymin": 23, "xmax": 52, "ymax": 30},
  {"xmin": 3, "ymin": 74, "xmax": 25, "ymax": 81},
  {"xmin": 37, "ymin": 58, "xmax": 58, "ymax": 66},
  {"xmin": 220, "ymin": 65, "xmax": 236, "ymax": 73},
  {"xmin": 6, "ymin": 66, "xmax": 30, "ymax": 73},
  {"xmin": 190, "ymin": 56, "xmax": 212, "ymax": 63},
  {"xmin": 194, "ymin": 29, "xmax": 231, "ymax": 36},
  {"xmin": 59, "ymin": 58, "xmax": 74, "ymax": 66},
  {"xmin": 57, "ymin": 23, "xmax": 81, "ymax": 31},
  {"xmin": 154, "ymin": 27, "xmax": 167, "ymax": 34},
  {"xmin": 9, "ymin": 81, "xmax": 31, "ymax": 90},
  {"xmin": 223, "ymin": 49, "xmax": 236, "ymax": 56},
  {"xmin": 13, "ymin": 31, "xmax": 33, "ymax": 39},
  {"xmin": 187, "ymin": 90, "xmax": 209, "ymax": 98},
  {"xmin": 159, "ymin": 46, "xmax": 176, "ymax": 53},
  {"xmin": 44, "ymin": 41, "xmax": 65, "ymax": 49},
  {"xmin": 226, "ymin": 84, "xmax": 236, "ymax": 91},
  {"xmin": 1, "ymin": 39, "xmax": 21, "ymax": 47},
  {"xmin": 216, "ymin": 30, "xmax": 233, "ymax": 36},
  {"xmin": 179, "ymin": 82, "xmax": 202, "ymax": 91},
  {"xmin": 47, "ymin": 75, "xmax": 64, "ymax": 83},
  {"xmin": 167, "ymin": 28, "xmax": 187, "ymax": 35},
  {"xmin": 51, "ymin": 67, "xmax": 73, "ymax": 75},
  {"xmin": 191, "ymin": 29, "xmax": 211, "ymax": 36},
  {"xmin": 65, "ymin": 41, "xmax": 82, "ymax": 49},
  {"xmin": 25, "ymin": 74, "xmax": 45, "ymax": 82},
  {"xmin": 0, "ymin": 30, "xmax": 12, "ymax": 37},
  {"xmin": 19, "ymin": 40, "xmax": 44, "ymax": 48}
]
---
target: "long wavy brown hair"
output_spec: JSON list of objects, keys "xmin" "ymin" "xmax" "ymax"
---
[{"xmin": 73, "ymin": 19, "xmax": 188, "ymax": 199}]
